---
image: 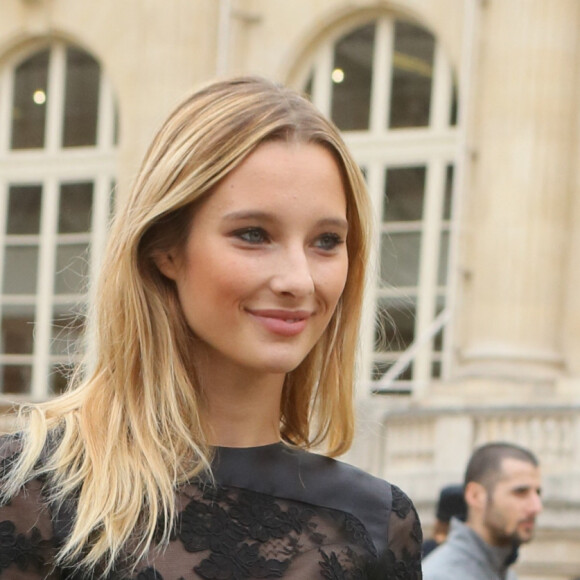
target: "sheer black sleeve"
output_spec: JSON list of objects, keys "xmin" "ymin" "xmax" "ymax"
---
[
  {"xmin": 378, "ymin": 484, "xmax": 423, "ymax": 579},
  {"xmin": 0, "ymin": 435, "xmax": 61, "ymax": 579}
]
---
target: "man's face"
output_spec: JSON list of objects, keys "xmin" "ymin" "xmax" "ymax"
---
[{"xmin": 483, "ymin": 458, "xmax": 542, "ymax": 547}]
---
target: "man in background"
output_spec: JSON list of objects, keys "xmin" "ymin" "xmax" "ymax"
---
[{"xmin": 422, "ymin": 442, "xmax": 542, "ymax": 580}]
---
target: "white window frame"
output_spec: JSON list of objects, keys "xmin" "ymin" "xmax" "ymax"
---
[
  {"xmin": 298, "ymin": 15, "xmax": 459, "ymax": 395},
  {"xmin": 0, "ymin": 40, "xmax": 117, "ymax": 401}
]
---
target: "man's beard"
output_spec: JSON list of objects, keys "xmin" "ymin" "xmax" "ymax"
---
[{"xmin": 485, "ymin": 510, "xmax": 535, "ymax": 547}]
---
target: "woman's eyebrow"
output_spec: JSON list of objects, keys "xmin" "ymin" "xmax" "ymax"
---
[
  {"xmin": 223, "ymin": 210, "xmax": 274, "ymax": 222},
  {"xmin": 318, "ymin": 217, "xmax": 349, "ymax": 231},
  {"xmin": 223, "ymin": 211, "xmax": 348, "ymax": 231}
]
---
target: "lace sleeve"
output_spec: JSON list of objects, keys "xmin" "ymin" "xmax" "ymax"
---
[
  {"xmin": 382, "ymin": 484, "xmax": 423, "ymax": 579},
  {"xmin": 0, "ymin": 435, "xmax": 61, "ymax": 579}
]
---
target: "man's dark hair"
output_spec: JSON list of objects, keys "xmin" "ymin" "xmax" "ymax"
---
[
  {"xmin": 436, "ymin": 484, "xmax": 467, "ymax": 522},
  {"xmin": 464, "ymin": 442, "xmax": 539, "ymax": 493}
]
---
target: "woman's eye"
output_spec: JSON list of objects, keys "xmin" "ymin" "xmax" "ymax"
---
[
  {"xmin": 315, "ymin": 233, "xmax": 344, "ymax": 251},
  {"xmin": 235, "ymin": 227, "xmax": 269, "ymax": 244}
]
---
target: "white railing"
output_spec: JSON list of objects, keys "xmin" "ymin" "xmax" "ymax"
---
[{"xmin": 380, "ymin": 406, "xmax": 580, "ymax": 477}]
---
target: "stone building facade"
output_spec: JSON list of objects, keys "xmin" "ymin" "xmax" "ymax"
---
[{"xmin": 0, "ymin": 0, "xmax": 579, "ymax": 578}]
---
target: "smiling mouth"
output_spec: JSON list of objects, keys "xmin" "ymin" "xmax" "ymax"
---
[{"xmin": 247, "ymin": 310, "xmax": 311, "ymax": 337}]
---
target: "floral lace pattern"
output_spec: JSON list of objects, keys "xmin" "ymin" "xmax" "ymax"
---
[
  {"xmin": 0, "ymin": 439, "xmax": 422, "ymax": 579},
  {"xmin": 0, "ymin": 520, "xmax": 46, "ymax": 573},
  {"xmin": 173, "ymin": 483, "xmax": 376, "ymax": 579}
]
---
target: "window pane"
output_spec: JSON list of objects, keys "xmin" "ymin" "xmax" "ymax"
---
[
  {"xmin": 7, "ymin": 185, "xmax": 42, "ymax": 234},
  {"xmin": 431, "ymin": 361, "xmax": 441, "ymax": 378},
  {"xmin": 51, "ymin": 310, "xmax": 85, "ymax": 356},
  {"xmin": 109, "ymin": 180, "xmax": 117, "ymax": 220},
  {"xmin": 383, "ymin": 166, "xmax": 426, "ymax": 221},
  {"xmin": 450, "ymin": 81, "xmax": 458, "ymax": 126},
  {"xmin": 433, "ymin": 329, "xmax": 444, "ymax": 353},
  {"xmin": 1, "ymin": 364, "xmax": 32, "ymax": 394},
  {"xmin": 381, "ymin": 232, "xmax": 421, "ymax": 287},
  {"xmin": 331, "ymin": 23, "xmax": 375, "ymax": 131},
  {"xmin": 303, "ymin": 71, "xmax": 313, "ymax": 99},
  {"xmin": 375, "ymin": 296, "xmax": 416, "ymax": 352},
  {"xmin": 11, "ymin": 50, "xmax": 49, "ymax": 150},
  {"xmin": 438, "ymin": 231, "xmax": 449, "ymax": 285},
  {"xmin": 50, "ymin": 364, "xmax": 73, "ymax": 394},
  {"xmin": 443, "ymin": 165, "xmax": 454, "ymax": 220},
  {"xmin": 3, "ymin": 246, "xmax": 39, "ymax": 294},
  {"xmin": 59, "ymin": 182, "xmax": 93, "ymax": 233},
  {"xmin": 372, "ymin": 361, "xmax": 413, "ymax": 382},
  {"xmin": 2, "ymin": 309, "xmax": 35, "ymax": 354},
  {"xmin": 62, "ymin": 48, "xmax": 100, "ymax": 147},
  {"xmin": 434, "ymin": 297, "xmax": 446, "ymax": 350},
  {"xmin": 113, "ymin": 102, "xmax": 120, "ymax": 146},
  {"xmin": 389, "ymin": 21, "xmax": 435, "ymax": 128},
  {"xmin": 54, "ymin": 244, "xmax": 89, "ymax": 294}
]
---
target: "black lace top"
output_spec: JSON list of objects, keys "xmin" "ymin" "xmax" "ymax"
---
[{"xmin": 0, "ymin": 438, "xmax": 422, "ymax": 579}]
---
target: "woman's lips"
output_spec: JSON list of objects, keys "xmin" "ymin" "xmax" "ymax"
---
[{"xmin": 247, "ymin": 309, "xmax": 310, "ymax": 337}]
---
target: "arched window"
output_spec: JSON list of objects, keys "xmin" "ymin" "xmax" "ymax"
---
[
  {"xmin": 0, "ymin": 41, "xmax": 117, "ymax": 399},
  {"xmin": 301, "ymin": 16, "xmax": 458, "ymax": 392}
]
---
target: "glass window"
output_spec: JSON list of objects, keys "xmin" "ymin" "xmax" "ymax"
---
[
  {"xmin": 303, "ymin": 73, "xmax": 313, "ymax": 99},
  {"xmin": 0, "ymin": 42, "xmax": 117, "ymax": 397},
  {"xmin": 7, "ymin": 185, "xmax": 42, "ymax": 234},
  {"xmin": 302, "ymin": 15, "xmax": 458, "ymax": 390},
  {"xmin": 331, "ymin": 24, "xmax": 375, "ymax": 131},
  {"xmin": 433, "ymin": 327, "xmax": 444, "ymax": 353},
  {"xmin": 59, "ymin": 182, "xmax": 94, "ymax": 233},
  {"xmin": 438, "ymin": 164, "xmax": 455, "ymax": 285},
  {"xmin": 450, "ymin": 82, "xmax": 458, "ymax": 126},
  {"xmin": 51, "ymin": 311, "xmax": 85, "ymax": 356},
  {"xmin": 443, "ymin": 165, "xmax": 454, "ymax": 220},
  {"xmin": 383, "ymin": 166, "xmax": 426, "ymax": 221},
  {"xmin": 54, "ymin": 244, "xmax": 90, "ymax": 295},
  {"xmin": 3, "ymin": 246, "xmax": 39, "ymax": 294},
  {"xmin": 375, "ymin": 296, "xmax": 416, "ymax": 352},
  {"xmin": 438, "ymin": 232, "xmax": 450, "ymax": 286},
  {"xmin": 381, "ymin": 232, "xmax": 421, "ymax": 287},
  {"xmin": 1, "ymin": 365, "xmax": 32, "ymax": 394},
  {"xmin": 62, "ymin": 48, "xmax": 100, "ymax": 147},
  {"xmin": 2, "ymin": 309, "xmax": 35, "ymax": 354},
  {"xmin": 389, "ymin": 21, "xmax": 435, "ymax": 128},
  {"xmin": 372, "ymin": 361, "xmax": 413, "ymax": 382},
  {"xmin": 10, "ymin": 50, "xmax": 49, "ymax": 150},
  {"xmin": 50, "ymin": 363, "xmax": 73, "ymax": 394},
  {"xmin": 431, "ymin": 361, "xmax": 441, "ymax": 378}
]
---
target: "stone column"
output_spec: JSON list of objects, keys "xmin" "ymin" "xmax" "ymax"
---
[{"xmin": 458, "ymin": 0, "xmax": 580, "ymax": 382}]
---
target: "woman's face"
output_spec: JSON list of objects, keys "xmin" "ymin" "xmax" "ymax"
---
[{"xmin": 158, "ymin": 140, "xmax": 349, "ymax": 380}]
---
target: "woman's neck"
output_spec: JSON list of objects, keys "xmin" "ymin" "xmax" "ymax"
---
[{"xmin": 200, "ymin": 367, "xmax": 285, "ymax": 448}]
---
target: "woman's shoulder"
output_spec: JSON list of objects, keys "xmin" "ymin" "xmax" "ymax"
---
[
  {"xmin": 292, "ymin": 445, "xmax": 392, "ymax": 501},
  {"xmin": 212, "ymin": 443, "xmax": 401, "ymax": 555},
  {"xmin": 214, "ymin": 442, "xmax": 392, "ymax": 505}
]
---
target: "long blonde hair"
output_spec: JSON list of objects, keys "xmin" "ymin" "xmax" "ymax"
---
[{"xmin": 1, "ymin": 76, "xmax": 372, "ymax": 575}]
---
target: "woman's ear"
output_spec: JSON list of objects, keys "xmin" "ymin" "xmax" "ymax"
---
[{"xmin": 153, "ymin": 251, "xmax": 179, "ymax": 280}]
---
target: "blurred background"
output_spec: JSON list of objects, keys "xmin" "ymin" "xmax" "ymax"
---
[{"xmin": 0, "ymin": 0, "xmax": 578, "ymax": 577}]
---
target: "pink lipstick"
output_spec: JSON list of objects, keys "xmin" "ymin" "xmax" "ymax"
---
[{"xmin": 247, "ymin": 309, "xmax": 310, "ymax": 337}]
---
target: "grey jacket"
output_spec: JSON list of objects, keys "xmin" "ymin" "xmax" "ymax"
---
[{"xmin": 422, "ymin": 518, "xmax": 518, "ymax": 580}]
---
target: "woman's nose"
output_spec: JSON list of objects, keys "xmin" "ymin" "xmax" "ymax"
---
[{"xmin": 269, "ymin": 246, "xmax": 315, "ymax": 297}]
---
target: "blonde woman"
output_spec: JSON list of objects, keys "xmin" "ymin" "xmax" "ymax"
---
[{"xmin": 0, "ymin": 77, "xmax": 422, "ymax": 579}]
